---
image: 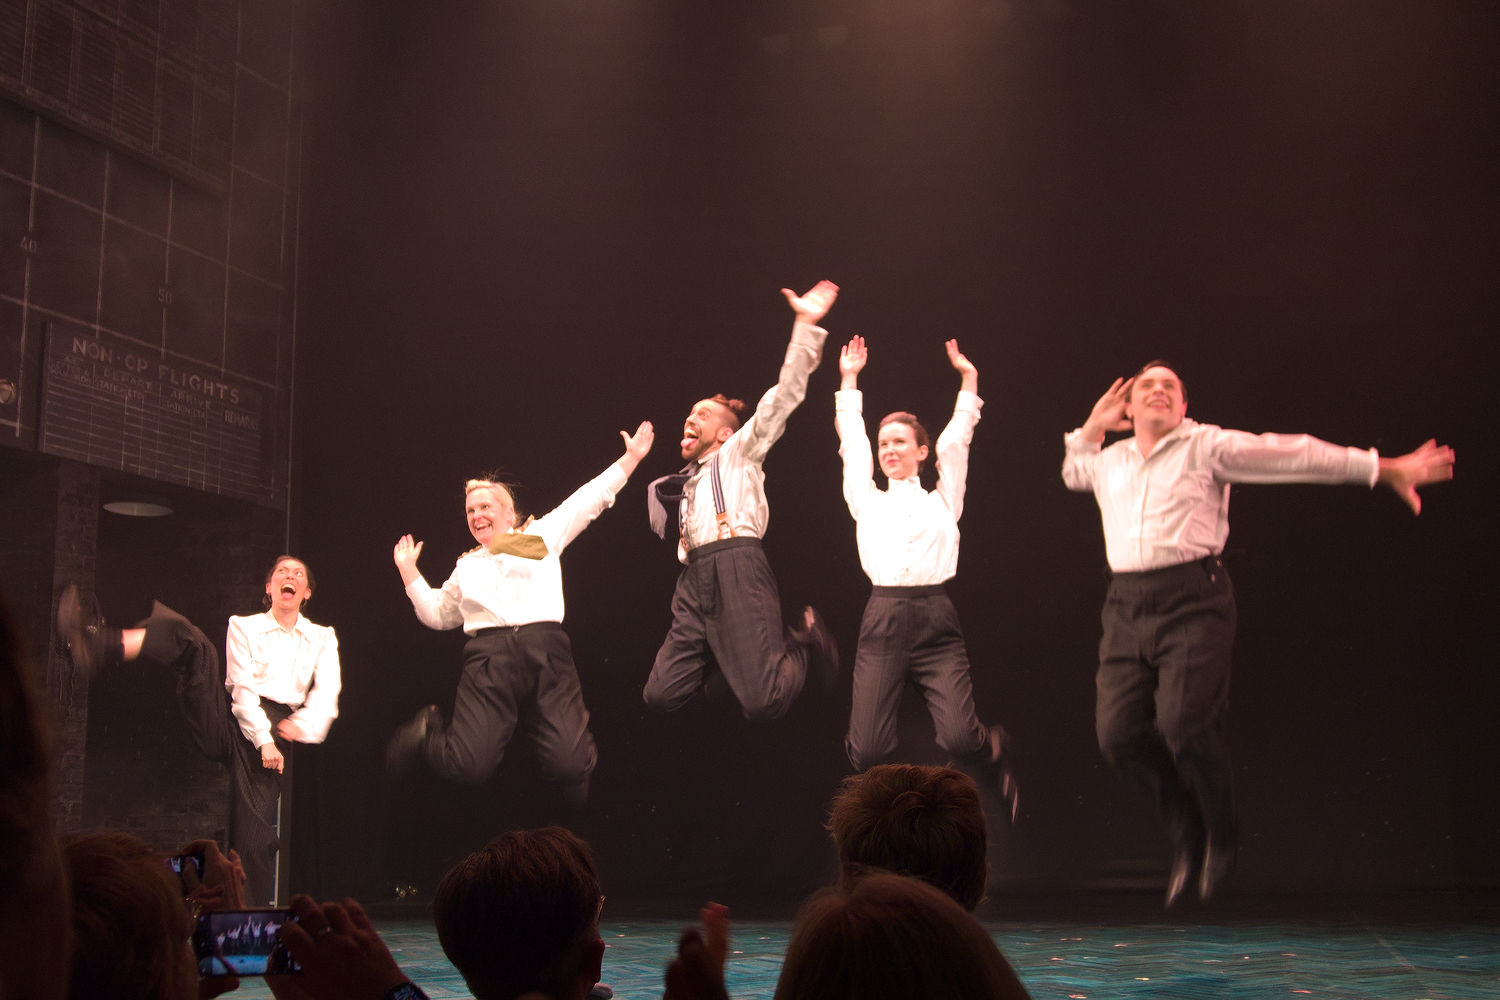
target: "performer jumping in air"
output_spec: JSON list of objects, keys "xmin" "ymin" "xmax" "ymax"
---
[
  {"xmin": 1061, "ymin": 361, "xmax": 1455, "ymax": 906},
  {"xmin": 834, "ymin": 336, "xmax": 1017, "ymax": 818},
  {"xmin": 385, "ymin": 421, "xmax": 654, "ymax": 804},
  {"xmin": 55, "ymin": 555, "xmax": 341, "ymax": 904},
  {"xmin": 642, "ymin": 281, "xmax": 840, "ymax": 721}
]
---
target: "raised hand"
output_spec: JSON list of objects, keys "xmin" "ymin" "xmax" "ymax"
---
[
  {"xmin": 1377, "ymin": 438, "xmax": 1456, "ymax": 515},
  {"xmin": 392, "ymin": 534, "xmax": 423, "ymax": 585},
  {"xmin": 946, "ymin": 339, "xmax": 977, "ymax": 393},
  {"xmin": 664, "ymin": 902, "xmax": 732, "ymax": 1000},
  {"xmin": 781, "ymin": 279, "xmax": 840, "ymax": 324},
  {"xmin": 839, "ymin": 335, "xmax": 867, "ymax": 387},
  {"xmin": 1082, "ymin": 376, "xmax": 1135, "ymax": 442},
  {"xmin": 621, "ymin": 420, "xmax": 655, "ymax": 464}
]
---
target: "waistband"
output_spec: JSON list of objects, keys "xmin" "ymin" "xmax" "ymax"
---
[
  {"xmin": 470, "ymin": 621, "xmax": 565, "ymax": 638},
  {"xmin": 1110, "ymin": 554, "xmax": 1224, "ymax": 582},
  {"xmin": 686, "ymin": 536, "xmax": 763, "ymax": 561},
  {"xmin": 870, "ymin": 584, "xmax": 947, "ymax": 598}
]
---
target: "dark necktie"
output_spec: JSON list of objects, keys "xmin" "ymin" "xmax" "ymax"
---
[{"xmin": 647, "ymin": 465, "xmax": 695, "ymax": 539}]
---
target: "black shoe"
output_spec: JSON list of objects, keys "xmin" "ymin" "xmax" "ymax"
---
[
  {"xmin": 979, "ymin": 727, "xmax": 1020, "ymax": 823},
  {"xmin": 1198, "ymin": 838, "xmax": 1237, "ymax": 903},
  {"xmin": 55, "ymin": 583, "xmax": 110, "ymax": 674},
  {"xmin": 385, "ymin": 705, "xmax": 440, "ymax": 777},
  {"xmin": 793, "ymin": 606, "xmax": 839, "ymax": 691},
  {"xmin": 1165, "ymin": 844, "xmax": 1199, "ymax": 909}
]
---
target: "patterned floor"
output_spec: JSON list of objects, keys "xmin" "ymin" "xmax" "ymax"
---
[{"xmin": 227, "ymin": 912, "xmax": 1500, "ymax": 999}]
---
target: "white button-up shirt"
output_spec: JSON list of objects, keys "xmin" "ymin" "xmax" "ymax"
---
[
  {"xmin": 406, "ymin": 461, "xmax": 628, "ymax": 633},
  {"xmin": 1062, "ymin": 417, "xmax": 1379, "ymax": 572},
  {"xmin": 836, "ymin": 388, "xmax": 982, "ymax": 586},
  {"xmin": 675, "ymin": 320, "xmax": 827, "ymax": 560},
  {"xmin": 225, "ymin": 611, "xmax": 341, "ymax": 749}
]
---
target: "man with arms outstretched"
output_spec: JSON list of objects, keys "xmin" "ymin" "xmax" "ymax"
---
[{"xmin": 1062, "ymin": 362, "xmax": 1454, "ymax": 906}]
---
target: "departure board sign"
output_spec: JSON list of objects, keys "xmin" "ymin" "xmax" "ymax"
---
[{"xmin": 39, "ymin": 323, "xmax": 282, "ymax": 508}]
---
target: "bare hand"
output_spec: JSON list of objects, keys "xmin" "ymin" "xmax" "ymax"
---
[
  {"xmin": 199, "ymin": 973, "xmax": 240, "ymax": 999},
  {"xmin": 945, "ymin": 339, "xmax": 976, "ymax": 376},
  {"xmin": 261, "ymin": 742, "xmax": 284, "ymax": 774},
  {"xmin": 780, "ymin": 279, "xmax": 839, "ymax": 324},
  {"xmin": 276, "ymin": 718, "xmax": 305, "ymax": 743},
  {"xmin": 839, "ymin": 336, "xmax": 867, "ymax": 378},
  {"xmin": 946, "ymin": 339, "xmax": 977, "ymax": 393},
  {"xmin": 1378, "ymin": 438, "xmax": 1456, "ymax": 515},
  {"xmin": 665, "ymin": 902, "xmax": 731, "ymax": 1000},
  {"xmin": 393, "ymin": 534, "xmax": 423, "ymax": 572},
  {"xmin": 1082, "ymin": 376, "xmax": 1135, "ymax": 442},
  {"xmin": 621, "ymin": 420, "xmax": 655, "ymax": 461},
  {"xmin": 271, "ymin": 895, "xmax": 409, "ymax": 1000},
  {"xmin": 180, "ymin": 839, "xmax": 247, "ymax": 912}
]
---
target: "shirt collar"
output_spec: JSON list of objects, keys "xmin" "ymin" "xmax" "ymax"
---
[
  {"xmin": 889, "ymin": 474, "xmax": 923, "ymax": 489},
  {"xmin": 1130, "ymin": 417, "xmax": 1195, "ymax": 459},
  {"xmin": 260, "ymin": 609, "xmax": 308, "ymax": 637}
]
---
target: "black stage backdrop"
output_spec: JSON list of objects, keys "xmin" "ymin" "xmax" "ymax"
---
[{"xmin": 287, "ymin": 0, "xmax": 1496, "ymax": 911}]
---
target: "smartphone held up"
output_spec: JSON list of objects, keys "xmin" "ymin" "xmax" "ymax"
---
[{"xmin": 193, "ymin": 908, "xmax": 301, "ymax": 976}]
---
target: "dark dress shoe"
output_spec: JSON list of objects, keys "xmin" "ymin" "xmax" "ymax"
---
[
  {"xmin": 55, "ymin": 584, "xmax": 111, "ymax": 674},
  {"xmin": 1165, "ymin": 845, "xmax": 1198, "ymax": 909},
  {"xmin": 793, "ymin": 606, "xmax": 839, "ymax": 691},
  {"xmin": 1198, "ymin": 838, "xmax": 1237, "ymax": 902},
  {"xmin": 979, "ymin": 726, "xmax": 1021, "ymax": 823},
  {"xmin": 385, "ymin": 705, "xmax": 441, "ymax": 776}
]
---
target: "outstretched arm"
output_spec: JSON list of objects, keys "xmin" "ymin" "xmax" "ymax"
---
[
  {"xmin": 839, "ymin": 335, "xmax": 866, "ymax": 390},
  {"xmin": 732, "ymin": 280, "xmax": 841, "ymax": 465},
  {"xmin": 946, "ymin": 339, "xmax": 977, "ymax": 395},
  {"xmin": 1377, "ymin": 438, "xmax": 1456, "ymax": 515},
  {"xmin": 781, "ymin": 279, "xmax": 839, "ymax": 325},
  {"xmin": 1079, "ymin": 376, "xmax": 1135, "ymax": 443},
  {"xmin": 617, "ymin": 420, "xmax": 655, "ymax": 477}
]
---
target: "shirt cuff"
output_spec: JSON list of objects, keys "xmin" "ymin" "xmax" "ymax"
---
[
  {"xmin": 834, "ymin": 388, "xmax": 863, "ymax": 412},
  {"xmin": 1063, "ymin": 428, "xmax": 1102, "ymax": 453}
]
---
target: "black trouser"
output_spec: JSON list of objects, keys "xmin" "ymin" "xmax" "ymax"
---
[
  {"xmin": 1095, "ymin": 556, "xmax": 1238, "ymax": 854},
  {"xmin": 425, "ymin": 622, "xmax": 596, "ymax": 803},
  {"xmin": 139, "ymin": 603, "xmax": 289, "ymax": 905},
  {"xmin": 644, "ymin": 537, "xmax": 808, "ymax": 721},
  {"xmin": 845, "ymin": 585, "xmax": 990, "ymax": 771}
]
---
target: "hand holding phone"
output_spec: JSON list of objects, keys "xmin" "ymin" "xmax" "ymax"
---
[{"xmin": 269, "ymin": 895, "xmax": 411, "ymax": 996}]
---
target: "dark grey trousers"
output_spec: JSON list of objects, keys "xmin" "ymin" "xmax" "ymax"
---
[
  {"xmin": 425, "ymin": 622, "xmax": 596, "ymax": 802},
  {"xmin": 644, "ymin": 537, "xmax": 808, "ymax": 721},
  {"xmin": 845, "ymin": 585, "xmax": 989, "ymax": 771},
  {"xmin": 1095, "ymin": 555, "xmax": 1238, "ymax": 853}
]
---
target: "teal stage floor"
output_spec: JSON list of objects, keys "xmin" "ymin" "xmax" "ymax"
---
[{"xmin": 227, "ymin": 909, "xmax": 1500, "ymax": 999}]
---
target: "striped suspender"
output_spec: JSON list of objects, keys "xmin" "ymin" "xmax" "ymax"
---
[{"xmin": 710, "ymin": 454, "xmax": 734, "ymax": 539}]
